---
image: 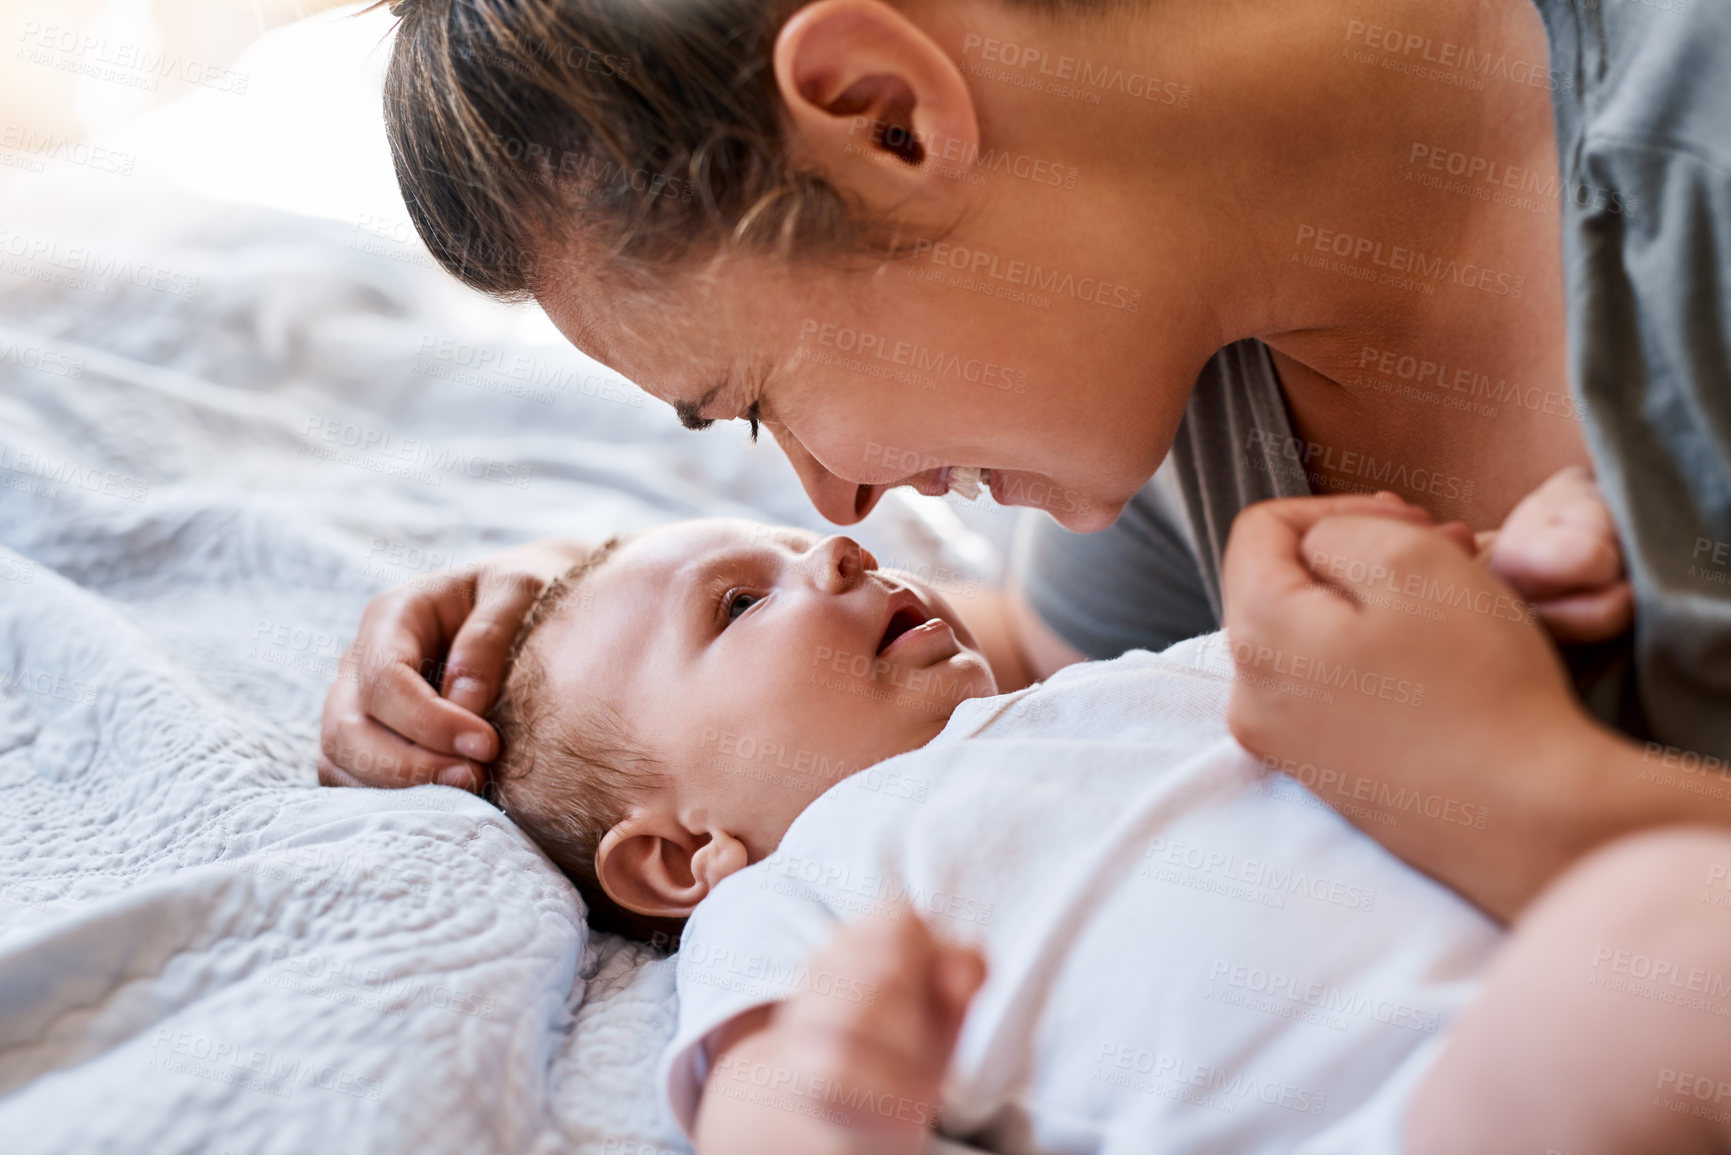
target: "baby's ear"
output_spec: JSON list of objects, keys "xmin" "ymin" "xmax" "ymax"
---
[{"xmin": 595, "ymin": 814, "xmax": 747, "ymax": 918}]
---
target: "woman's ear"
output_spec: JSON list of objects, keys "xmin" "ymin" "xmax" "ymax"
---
[
  {"xmin": 772, "ymin": 0, "xmax": 980, "ymax": 221},
  {"xmin": 595, "ymin": 811, "xmax": 750, "ymax": 919}
]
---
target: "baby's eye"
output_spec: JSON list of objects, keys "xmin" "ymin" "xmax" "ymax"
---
[{"xmin": 725, "ymin": 590, "xmax": 761, "ymax": 622}]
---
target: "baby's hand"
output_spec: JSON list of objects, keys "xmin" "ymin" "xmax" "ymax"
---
[
  {"xmin": 1481, "ymin": 465, "xmax": 1632, "ymax": 644},
  {"xmin": 695, "ymin": 909, "xmax": 984, "ymax": 1155}
]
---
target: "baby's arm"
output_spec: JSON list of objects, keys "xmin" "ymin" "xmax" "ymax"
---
[{"xmin": 693, "ymin": 910, "xmax": 984, "ymax": 1155}]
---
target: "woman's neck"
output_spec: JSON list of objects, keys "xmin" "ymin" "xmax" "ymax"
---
[
  {"xmin": 1119, "ymin": 0, "xmax": 1581, "ymax": 523},
  {"xmin": 1138, "ymin": 0, "xmax": 1561, "ymax": 345},
  {"xmin": 912, "ymin": 0, "xmax": 1583, "ymax": 522}
]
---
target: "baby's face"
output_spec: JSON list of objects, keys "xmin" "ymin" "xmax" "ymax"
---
[{"xmin": 532, "ymin": 520, "xmax": 997, "ymax": 857}]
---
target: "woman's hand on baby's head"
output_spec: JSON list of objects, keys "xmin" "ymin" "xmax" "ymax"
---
[
  {"xmin": 1481, "ymin": 465, "xmax": 1631, "ymax": 644},
  {"xmin": 317, "ymin": 539, "xmax": 592, "ymax": 792}
]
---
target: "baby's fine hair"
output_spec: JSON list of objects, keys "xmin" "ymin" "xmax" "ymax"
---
[{"xmin": 488, "ymin": 536, "xmax": 684, "ymax": 946}]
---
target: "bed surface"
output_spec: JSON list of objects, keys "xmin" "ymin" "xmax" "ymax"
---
[{"xmin": 0, "ymin": 8, "xmax": 1002, "ymax": 1151}]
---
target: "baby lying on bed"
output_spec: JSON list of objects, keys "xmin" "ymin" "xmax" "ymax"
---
[{"xmin": 483, "ymin": 482, "xmax": 1658, "ymax": 1155}]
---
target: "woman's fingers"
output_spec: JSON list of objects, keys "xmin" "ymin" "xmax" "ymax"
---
[
  {"xmin": 350, "ymin": 579, "xmax": 498, "ymax": 761},
  {"xmin": 320, "ymin": 577, "xmax": 491, "ymax": 787},
  {"xmin": 440, "ymin": 567, "xmax": 549, "ymax": 719},
  {"xmin": 1225, "ymin": 505, "xmax": 1587, "ymax": 918},
  {"xmin": 315, "ymin": 756, "xmax": 368, "ymax": 789},
  {"xmin": 318, "ymin": 541, "xmax": 591, "ymax": 790},
  {"xmin": 1223, "ymin": 493, "xmax": 1433, "ymax": 630},
  {"xmin": 319, "ymin": 696, "xmax": 483, "ymax": 789},
  {"xmin": 362, "ymin": 661, "xmax": 497, "ymax": 765}
]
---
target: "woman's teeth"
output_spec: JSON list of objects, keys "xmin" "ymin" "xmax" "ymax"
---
[{"xmin": 947, "ymin": 466, "xmax": 989, "ymax": 501}]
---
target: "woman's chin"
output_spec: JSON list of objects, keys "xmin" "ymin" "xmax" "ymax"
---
[{"xmin": 986, "ymin": 469, "xmax": 1125, "ymax": 533}]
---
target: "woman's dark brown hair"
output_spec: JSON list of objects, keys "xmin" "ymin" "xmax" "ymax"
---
[
  {"xmin": 372, "ymin": 0, "xmax": 1102, "ymax": 300},
  {"xmin": 374, "ymin": 0, "xmax": 853, "ymax": 299}
]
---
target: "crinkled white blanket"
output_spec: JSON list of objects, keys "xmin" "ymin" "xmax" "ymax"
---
[{"xmin": 0, "ymin": 13, "xmax": 1002, "ymax": 1150}]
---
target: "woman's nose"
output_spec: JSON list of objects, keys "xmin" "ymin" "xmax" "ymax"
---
[
  {"xmin": 808, "ymin": 535, "xmax": 866, "ymax": 594},
  {"xmin": 769, "ymin": 426, "xmax": 886, "ymax": 525}
]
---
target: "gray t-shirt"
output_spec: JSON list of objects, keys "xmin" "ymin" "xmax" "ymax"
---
[
  {"xmin": 1015, "ymin": 340, "xmax": 1302, "ymax": 655},
  {"xmin": 1021, "ymin": 0, "xmax": 1731, "ymax": 759}
]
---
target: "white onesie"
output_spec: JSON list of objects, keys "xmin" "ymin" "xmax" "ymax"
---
[{"xmin": 660, "ymin": 634, "xmax": 1503, "ymax": 1154}]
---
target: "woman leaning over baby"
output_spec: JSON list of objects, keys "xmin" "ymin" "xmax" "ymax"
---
[{"xmin": 330, "ymin": 0, "xmax": 1731, "ymax": 964}]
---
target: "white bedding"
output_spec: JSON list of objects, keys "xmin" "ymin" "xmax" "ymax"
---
[{"xmin": 0, "ymin": 9, "xmax": 1004, "ymax": 1151}]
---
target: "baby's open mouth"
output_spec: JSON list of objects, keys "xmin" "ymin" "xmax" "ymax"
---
[{"xmin": 878, "ymin": 602, "xmax": 932, "ymax": 655}]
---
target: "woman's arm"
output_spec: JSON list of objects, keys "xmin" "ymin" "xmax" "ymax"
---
[{"xmin": 1223, "ymin": 496, "xmax": 1706, "ymax": 922}]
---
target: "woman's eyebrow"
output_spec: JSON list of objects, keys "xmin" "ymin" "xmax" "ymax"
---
[{"xmin": 674, "ymin": 384, "xmax": 724, "ymax": 431}]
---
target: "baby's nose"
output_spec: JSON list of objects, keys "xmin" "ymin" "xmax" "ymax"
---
[{"xmin": 810, "ymin": 535, "xmax": 865, "ymax": 593}]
